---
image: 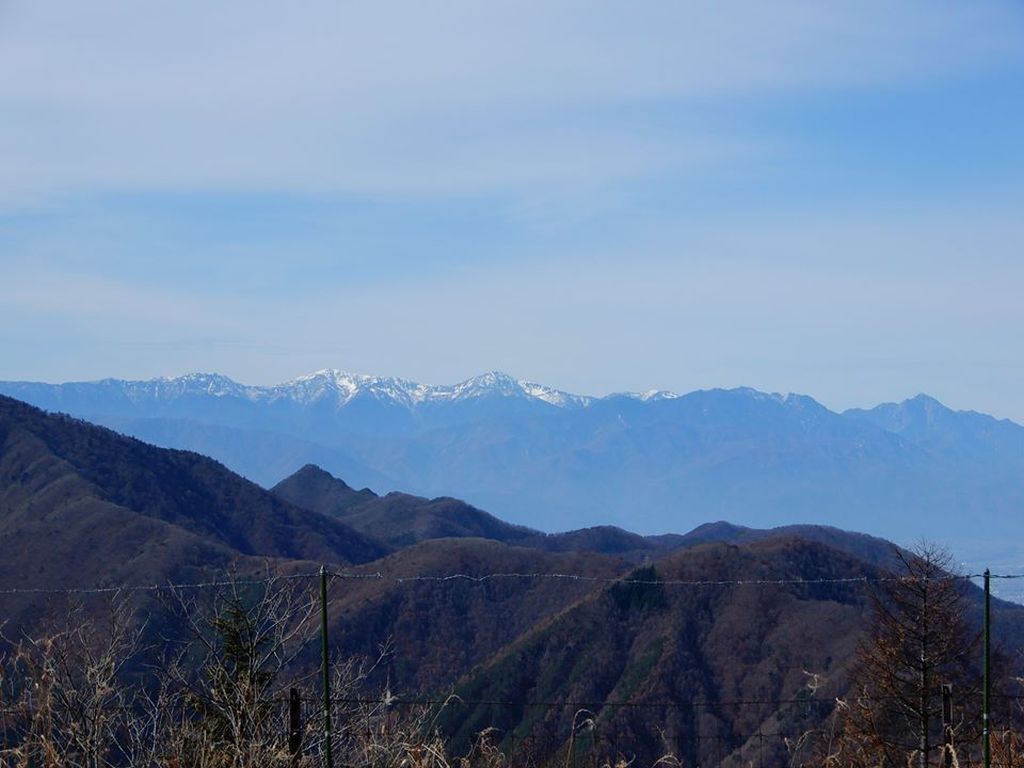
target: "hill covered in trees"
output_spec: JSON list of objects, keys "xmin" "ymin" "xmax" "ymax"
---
[{"xmin": 0, "ymin": 394, "xmax": 385, "ymax": 624}]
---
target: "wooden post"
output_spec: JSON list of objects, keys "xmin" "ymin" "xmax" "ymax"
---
[{"xmin": 288, "ymin": 687, "xmax": 303, "ymax": 756}]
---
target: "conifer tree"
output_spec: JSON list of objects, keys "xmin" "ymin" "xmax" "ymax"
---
[{"xmin": 833, "ymin": 544, "xmax": 980, "ymax": 767}]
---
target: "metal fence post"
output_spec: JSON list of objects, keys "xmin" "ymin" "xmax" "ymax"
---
[{"xmin": 321, "ymin": 565, "xmax": 335, "ymax": 768}]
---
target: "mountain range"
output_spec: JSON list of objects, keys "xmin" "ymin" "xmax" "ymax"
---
[
  {"xmin": 3, "ymin": 370, "xmax": 1023, "ymax": 567},
  {"xmin": 3, "ymin": 392, "xmax": 1023, "ymax": 766}
]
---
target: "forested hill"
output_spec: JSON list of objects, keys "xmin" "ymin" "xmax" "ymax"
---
[{"xmin": 0, "ymin": 394, "xmax": 386, "ymax": 598}]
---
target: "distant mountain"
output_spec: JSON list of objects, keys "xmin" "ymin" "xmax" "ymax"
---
[
  {"xmin": 273, "ymin": 464, "xmax": 675, "ymax": 557},
  {"xmin": 273, "ymin": 464, "xmax": 534, "ymax": 548},
  {"xmin": 0, "ymin": 369, "xmax": 605, "ymax": 416},
  {"xmin": 4, "ymin": 371, "xmax": 1024, "ymax": 561},
  {"xmin": 93, "ymin": 415, "xmax": 394, "ymax": 493},
  {"xmin": 845, "ymin": 393, "xmax": 1024, "ymax": 466},
  {"xmin": 273, "ymin": 465, "xmax": 910, "ymax": 570}
]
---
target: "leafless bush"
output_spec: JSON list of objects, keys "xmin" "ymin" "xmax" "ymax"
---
[
  {"xmin": 0, "ymin": 575, "xmax": 696, "ymax": 768},
  {"xmin": 0, "ymin": 595, "xmax": 154, "ymax": 768},
  {"xmin": 0, "ymin": 575, "xmax": 518, "ymax": 768},
  {"xmin": 149, "ymin": 572, "xmax": 321, "ymax": 767}
]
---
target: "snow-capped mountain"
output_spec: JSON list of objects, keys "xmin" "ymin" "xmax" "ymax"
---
[
  {"xmin": 2, "ymin": 369, "xmax": 1023, "ymax": 566},
  {"xmin": 16, "ymin": 369, "xmax": 612, "ymax": 411},
  {"xmin": 0, "ymin": 369, "xmax": 686, "ymax": 413},
  {"xmin": 269, "ymin": 369, "xmax": 597, "ymax": 409},
  {"xmin": 100, "ymin": 372, "xmax": 257, "ymax": 401}
]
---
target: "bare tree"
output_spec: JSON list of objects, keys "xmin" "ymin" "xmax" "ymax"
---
[
  {"xmin": 830, "ymin": 543, "xmax": 980, "ymax": 768},
  {"xmin": 152, "ymin": 572, "xmax": 322, "ymax": 767},
  {"xmin": 153, "ymin": 571, "xmax": 450, "ymax": 768},
  {"xmin": 0, "ymin": 595, "xmax": 155, "ymax": 768},
  {"xmin": 0, "ymin": 574, "xmax": 517, "ymax": 768}
]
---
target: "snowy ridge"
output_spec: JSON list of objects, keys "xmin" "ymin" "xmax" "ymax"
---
[
  {"xmin": 21, "ymin": 370, "xmax": 821, "ymax": 412},
  {"xmin": 275, "ymin": 370, "xmax": 432, "ymax": 407},
  {"xmin": 95, "ymin": 373, "xmax": 261, "ymax": 403},
  {"xmin": 273, "ymin": 369, "xmax": 595, "ymax": 408},
  {"xmin": 611, "ymin": 389, "xmax": 681, "ymax": 402}
]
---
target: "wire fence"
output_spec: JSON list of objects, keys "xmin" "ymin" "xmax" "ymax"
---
[
  {"xmin": 1, "ymin": 566, "xmax": 1021, "ymax": 767},
  {"xmin": 1, "ymin": 568, "xmax": 1021, "ymax": 596}
]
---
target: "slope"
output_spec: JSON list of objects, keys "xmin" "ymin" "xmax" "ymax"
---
[
  {"xmin": 0, "ymin": 395, "xmax": 389, "ymax": 600},
  {"xmin": 437, "ymin": 537, "xmax": 1024, "ymax": 767},
  {"xmin": 323, "ymin": 538, "xmax": 634, "ymax": 695}
]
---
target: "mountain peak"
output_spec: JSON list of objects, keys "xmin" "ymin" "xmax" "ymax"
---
[
  {"xmin": 280, "ymin": 369, "xmax": 428, "ymax": 407},
  {"xmin": 467, "ymin": 370, "xmax": 518, "ymax": 385},
  {"xmin": 844, "ymin": 393, "xmax": 955, "ymax": 427},
  {"xmin": 902, "ymin": 393, "xmax": 949, "ymax": 411},
  {"xmin": 292, "ymin": 462, "xmax": 351, "ymax": 486},
  {"xmin": 271, "ymin": 463, "xmax": 378, "ymax": 516},
  {"xmin": 453, "ymin": 371, "xmax": 524, "ymax": 397}
]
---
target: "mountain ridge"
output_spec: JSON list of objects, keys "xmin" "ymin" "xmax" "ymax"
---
[
  {"xmin": 4, "ymin": 372, "xmax": 1023, "ymax": 562},
  {"xmin": 272, "ymin": 464, "xmax": 910, "ymax": 570},
  {"xmin": 3, "ymin": 370, "xmax": 1018, "ymax": 425},
  {"xmin": 0, "ymin": 369, "xmax": 686, "ymax": 411}
]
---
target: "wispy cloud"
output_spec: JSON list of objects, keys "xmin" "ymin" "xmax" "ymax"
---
[
  {"xmin": 0, "ymin": 265, "xmax": 221, "ymax": 328},
  {"xmin": 1, "ymin": 1, "xmax": 1021, "ymax": 203},
  {"xmin": 2, "ymin": 1, "xmax": 1022, "ymax": 420}
]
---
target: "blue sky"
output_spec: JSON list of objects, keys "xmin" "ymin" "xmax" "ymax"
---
[{"xmin": 2, "ymin": 1, "xmax": 1023, "ymax": 418}]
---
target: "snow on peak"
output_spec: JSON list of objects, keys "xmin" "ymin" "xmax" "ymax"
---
[
  {"xmin": 280, "ymin": 369, "xmax": 431, "ymax": 407},
  {"xmin": 101, "ymin": 369, "xmax": 691, "ymax": 411},
  {"xmin": 441, "ymin": 371, "xmax": 593, "ymax": 407},
  {"xmin": 448, "ymin": 371, "xmax": 527, "ymax": 400},
  {"xmin": 608, "ymin": 389, "xmax": 680, "ymax": 402},
  {"xmin": 519, "ymin": 381, "xmax": 594, "ymax": 408},
  {"xmin": 266, "ymin": 369, "xmax": 595, "ymax": 409},
  {"xmin": 113, "ymin": 373, "xmax": 251, "ymax": 401},
  {"xmin": 636, "ymin": 389, "xmax": 680, "ymax": 402}
]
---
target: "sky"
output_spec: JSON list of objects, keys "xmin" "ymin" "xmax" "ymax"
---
[{"xmin": 1, "ymin": 0, "xmax": 1023, "ymax": 419}]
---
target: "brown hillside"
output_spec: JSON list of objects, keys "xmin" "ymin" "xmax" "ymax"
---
[
  {"xmin": 437, "ymin": 537, "xmax": 886, "ymax": 767},
  {"xmin": 0, "ymin": 396, "xmax": 388, "ymax": 607},
  {"xmin": 323, "ymin": 538, "xmax": 633, "ymax": 693}
]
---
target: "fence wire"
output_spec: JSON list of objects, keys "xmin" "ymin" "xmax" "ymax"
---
[{"xmin": 1, "ymin": 566, "xmax": 1021, "ymax": 767}]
